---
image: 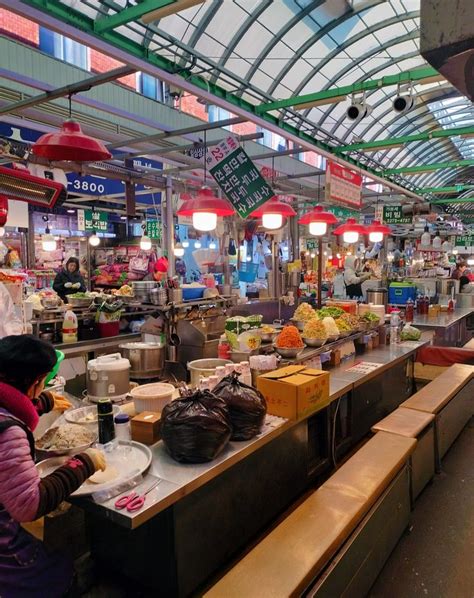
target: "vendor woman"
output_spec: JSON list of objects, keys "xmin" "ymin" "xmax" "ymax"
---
[
  {"xmin": 53, "ymin": 256, "xmax": 86, "ymax": 301},
  {"xmin": 343, "ymin": 255, "xmax": 371, "ymax": 299},
  {"xmin": 0, "ymin": 335, "xmax": 105, "ymax": 597}
]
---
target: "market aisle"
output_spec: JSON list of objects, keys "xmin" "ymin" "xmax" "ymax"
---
[{"xmin": 369, "ymin": 419, "xmax": 474, "ymax": 598}]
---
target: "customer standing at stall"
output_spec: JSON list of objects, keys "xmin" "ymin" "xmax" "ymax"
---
[
  {"xmin": 451, "ymin": 259, "xmax": 467, "ymax": 281},
  {"xmin": 0, "ymin": 335, "xmax": 105, "ymax": 597},
  {"xmin": 343, "ymin": 255, "xmax": 372, "ymax": 299},
  {"xmin": 53, "ymin": 256, "xmax": 86, "ymax": 301}
]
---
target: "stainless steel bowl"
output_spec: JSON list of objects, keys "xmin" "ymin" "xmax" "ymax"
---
[
  {"xmin": 35, "ymin": 425, "xmax": 97, "ymax": 459},
  {"xmin": 327, "ymin": 334, "xmax": 340, "ymax": 342},
  {"xmin": 259, "ymin": 330, "xmax": 278, "ymax": 343},
  {"xmin": 290, "ymin": 319, "xmax": 305, "ymax": 331},
  {"xmin": 303, "ymin": 337, "xmax": 327, "ymax": 347},
  {"xmin": 337, "ymin": 330, "xmax": 351, "ymax": 337},
  {"xmin": 273, "ymin": 345, "xmax": 305, "ymax": 358},
  {"xmin": 67, "ymin": 297, "xmax": 93, "ymax": 308}
]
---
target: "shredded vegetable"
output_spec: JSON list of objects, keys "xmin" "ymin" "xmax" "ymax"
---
[
  {"xmin": 276, "ymin": 325, "xmax": 304, "ymax": 348},
  {"xmin": 317, "ymin": 306, "xmax": 345, "ymax": 319},
  {"xmin": 302, "ymin": 319, "xmax": 328, "ymax": 340},
  {"xmin": 362, "ymin": 311, "xmax": 380, "ymax": 323},
  {"xmin": 335, "ymin": 318, "xmax": 352, "ymax": 332},
  {"xmin": 339, "ymin": 313, "xmax": 360, "ymax": 330},
  {"xmin": 322, "ymin": 317, "xmax": 340, "ymax": 337},
  {"xmin": 294, "ymin": 303, "xmax": 318, "ymax": 322}
]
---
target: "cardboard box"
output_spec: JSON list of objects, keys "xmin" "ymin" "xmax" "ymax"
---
[
  {"xmin": 257, "ymin": 365, "xmax": 330, "ymax": 420},
  {"xmin": 131, "ymin": 411, "xmax": 161, "ymax": 445}
]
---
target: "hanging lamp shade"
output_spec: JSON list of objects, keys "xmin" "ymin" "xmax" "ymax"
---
[
  {"xmin": 249, "ymin": 196, "xmax": 296, "ymax": 230},
  {"xmin": 0, "ymin": 194, "xmax": 8, "ymax": 227},
  {"xmin": 32, "ymin": 120, "xmax": 112, "ymax": 162},
  {"xmin": 332, "ymin": 218, "xmax": 367, "ymax": 243},
  {"xmin": 366, "ymin": 219, "xmax": 391, "ymax": 243},
  {"xmin": 177, "ymin": 187, "xmax": 234, "ymax": 232},
  {"xmin": 298, "ymin": 205, "xmax": 338, "ymax": 236}
]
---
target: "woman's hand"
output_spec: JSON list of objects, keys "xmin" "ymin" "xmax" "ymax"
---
[
  {"xmin": 52, "ymin": 393, "xmax": 72, "ymax": 411},
  {"xmin": 84, "ymin": 448, "xmax": 106, "ymax": 472}
]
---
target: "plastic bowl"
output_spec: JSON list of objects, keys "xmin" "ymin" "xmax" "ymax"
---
[{"xmin": 130, "ymin": 382, "xmax": 175, "ymax": 414}]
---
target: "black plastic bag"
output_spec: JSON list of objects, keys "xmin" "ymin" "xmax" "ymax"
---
[
  {"xmin": 160, "ymin": 390, "xmax": 232, "ymax": 463},
  {"xmin": 213, "ymin": 373, "xmax": 267, "ymax": 440}
]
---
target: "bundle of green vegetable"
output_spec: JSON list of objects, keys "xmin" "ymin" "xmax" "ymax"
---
[
  {"xmin": 400, "ymin": 325, "xmax": 421, "ymax": 341},
  {"xmin": 362, "ymin": 311, "xmax": 380, "ymax": 324},
  {"xmin": 317, "ymin": 306, "xmax": 345, "ymax": 319}
]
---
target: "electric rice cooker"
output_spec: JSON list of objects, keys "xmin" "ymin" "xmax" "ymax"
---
[{"xmin": 87, "ymin": 353, "xmax": 131, "ymax": 403}]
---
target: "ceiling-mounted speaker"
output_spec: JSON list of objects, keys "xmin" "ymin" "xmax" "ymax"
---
[
  {"xmin": 393, "ymin": 94, "xmax": 416, "ymax": 113},
  {"xmin": 346, "ymin": 93, "xmax": 372, "ymax": 122},
  {"xmin": 0, "ymin": 165, "xmax": 66, "ymax": 209}
]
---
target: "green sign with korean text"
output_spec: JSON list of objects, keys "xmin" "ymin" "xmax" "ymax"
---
[
  {"xmin": 78, "ymin": 209, "xmax": 108, "ymax": 232},
  {"xmin": 306, "ymin": 238, "xmax": 317, "ymax": 250},
  {"xmin": 382, "ymin": 205, "xmax": 412, "ymax": 224},
  {"xmin": 327, "ymin": 205, "xmax": 359, "ymax": 219},
  {"xmin": 146, "ymin": 220, "xmax": 162, "ymax": 240},
  {"xmin": 454, "ymin": 234, "xmax": 473, "ymax": 247},
  {"xmin": 207, "ymin": 136, "xmax": 274, "ymax": 219}
]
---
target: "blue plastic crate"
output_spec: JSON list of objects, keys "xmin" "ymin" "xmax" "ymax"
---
[
  {"xmin": 238, "ymin": 262, "xmax": 259, "ymax": 283},
  {"xmin": 388, "ymin": 283, "xmax": 416, "ymax": 305}
]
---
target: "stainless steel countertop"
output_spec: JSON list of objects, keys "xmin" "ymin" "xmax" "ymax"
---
[
  {"xmin": 76, "ymin": 341, "xmax": 424, "ymax": 529},
  {"xmin": 55, "ymin": 333, "xmax": 141, "ymax": 356},
  {"xmin": 411, "ymin": 307, "xmax": 473, "ymax": 329}
]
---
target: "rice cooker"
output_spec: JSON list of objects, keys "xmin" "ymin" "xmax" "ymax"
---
[{"xmin": 87, "ymin": 353, "xmax": 131, "ymax": 403}]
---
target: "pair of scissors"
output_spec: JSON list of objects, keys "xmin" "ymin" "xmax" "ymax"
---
[{"xmin": 114, "ymin": 479, "xmax": 161, "ymax": 512}]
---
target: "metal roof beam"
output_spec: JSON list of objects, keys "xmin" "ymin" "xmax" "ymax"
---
[
  {"xmin": 107, "ymin": 116, "xmax": 244, "ymax": 149},
  {"xmin": 421, "ymin": 184, "xmax": 474, "ymax": 195},
  {"xmin": 385, "ymin": 159, "xmax": 474, "ymax": 175},
  {"xmin": 431, "ymin": 197, "xmax": 474, "ymax": 204},
  {"xmin": 257, "ymin": 67, "xmax": 441, "ymax": 114},
  {"xmin": 0, "ymin": 65, "xmax": 135, "ymax": 114},
  {"xmin": 335, "ymin": 126, "xmax": 474, "ymax": 153},
  {"xmin": 94, "ymin": 0, "xmax": 205, "ymax": 33}
]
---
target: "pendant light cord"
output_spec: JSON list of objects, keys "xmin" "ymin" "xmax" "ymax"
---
[{"xmin": 68, "ymin": 94, "xmax": 72, "ymax": 119}]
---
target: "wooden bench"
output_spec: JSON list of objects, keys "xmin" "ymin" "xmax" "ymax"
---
[
  {"xmin": 205, "ymin": 432, "xmax": 416, "ymax": 598},
  {"xmin": 372, "ymin": 409, "xmax": 435, "ymax": 501},
  {"xmin": 401, "ymin": 363, "xmax": 473, "ymax": 464}
]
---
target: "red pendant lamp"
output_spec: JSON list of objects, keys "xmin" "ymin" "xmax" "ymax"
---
[
  {"xmin": 249, "ymin": 196, "xmax": 296, "ymax": 230},
  {"xmin": 332, "ymin": 217, "xmax": 367, "ymax": 244},
  {"xmin": 32, "ymin": 119, "xmax": 112, "ymax": 162},
  {"xmin": 366, "ymin": 219, "xmax": 391, "ymax": 243},
  {"xmin": 177, "ymin": 187, "xmax": 234, "ymax": 231},
  {"xmin": 298, "ymin": 205, "xmax": 338, "ymax": 236}
]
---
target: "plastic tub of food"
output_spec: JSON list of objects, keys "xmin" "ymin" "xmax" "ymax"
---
[
  {"xmin": 130, "ymin": 382, "xmax": 175, "ymax": 414},
  {"xmin": 182, "ymin": 285, "xmax": 206, "ymax": 300}
]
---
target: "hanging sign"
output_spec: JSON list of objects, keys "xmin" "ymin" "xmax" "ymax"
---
[
  {"xmin": 206, "ymin": 135, "xmax": 274, "ymax": 219},
  {"xmin": 326, "ymin": 205, "xmax": 359, "ymax": 219},
  {"xmin": 325, "ymin": 162, "xmax": 362, "ymax": 208},
  {"xmin": 454, "ymin": 234, "xmax": 473, "ymax": 247},
  {"xmin": 146, "ymin": 220, "xmax": 162, "ymax": 240},
  {"xmin": 382, "ymin": 205, "xmax": 412, "ymax": 224},
  {"xmin": 78, "ymin": 209, "xmax": 108, "ymax": 232}
]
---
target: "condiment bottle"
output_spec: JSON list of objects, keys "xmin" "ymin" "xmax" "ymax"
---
[
  {"xmin": 405, "ymin": 298, "xmax": 414, "ymax": 323},
  {"xmin": 62, "ymin": 309, "xmax": 78, "ymax": 343},
  {"xmin": 218, "ymin": 334, "xmax": 231, "ymax": 360},
  {"xmin": 114, "ymin": 413, "xmax": 131, "ymax": 448},
  {"xmin": 97, "ymin": 399, "xmax": 115, "ymax": 444}
]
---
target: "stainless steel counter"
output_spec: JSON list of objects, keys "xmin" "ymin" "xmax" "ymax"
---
[
  {"xmin": 54, "ymin": 333, "xmax": 141, "ymax": 356},
  {"xmin": 78, "ymin": 340, "xmax": 425, "ymax": 530},
  {"xmin": 411, "ymin": 307, "xmax": 474, "ymax": 329}
]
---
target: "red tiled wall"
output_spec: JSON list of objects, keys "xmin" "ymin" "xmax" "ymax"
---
[
  {"xmin": 180, "ymin": 94, "xmax": 208, "ymax": 121},
  {"xmin": 90, "ymin": 51, "xmax": 136, "ymax": 89},
  {"xmin": 0, "ymin": 9, "xmax": 39, "ymax": 45}
]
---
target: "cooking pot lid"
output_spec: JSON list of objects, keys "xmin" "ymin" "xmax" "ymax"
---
[{"xmin": 88, "ymin": 352, "xmax": 130, "ymax": 371}]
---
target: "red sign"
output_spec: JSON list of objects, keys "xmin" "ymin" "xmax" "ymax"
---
[{"xmin": 325, "ymin": 162, "xmax": 362, "ymax": 208}]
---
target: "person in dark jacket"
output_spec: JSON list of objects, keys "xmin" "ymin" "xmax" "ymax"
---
[
  {"xmin": 53, "ymin": 256, "xmax": 86, "ymax": 301},
  {"xmin": 0, "ymin": 335, "xmax": 105, "ymax": 597}
]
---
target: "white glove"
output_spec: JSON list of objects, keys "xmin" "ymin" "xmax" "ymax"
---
[
  {"xmin": 72, "ymin": 283, "xmax": 81, "ymax": 289},
  {"xmin": 64, "ymin": 282, "xmax": 73, "ymax": 289}
]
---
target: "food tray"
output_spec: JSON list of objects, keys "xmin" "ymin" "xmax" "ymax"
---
[
  {"xmin": 36, "ymin": 441, "xmax": 153, "ymax": 497},
  {"xmin": 67, "ymin": 297, "xmax": 94, "ymax": 308},
  {"xmin": 35, "ymin": 425, "xmax": 97, "ymax": 459},
  {"xmin": 65, "ymin": 405, "xmax": 121, "ymax": 427}
]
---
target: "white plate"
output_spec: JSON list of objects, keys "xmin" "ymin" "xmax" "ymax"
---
[
  {"xmin": 36, "ymin": 441, "xmax": 153, "ymax": 497},
  {"xmin": 64, "ymin": 405, "xmax": 121, "ymax": 426}
]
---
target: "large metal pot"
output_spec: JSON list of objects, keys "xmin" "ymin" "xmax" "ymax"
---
[
  {"xmin": 119, "ymin": 342, "xmax": 165, "ymax": 379},
  {"xmin": 150, "ymin": 287, "xmax": 168, "ymax": 306},
  {"xmin": 366, "ymin": 288, "xmax": 388, "ymax": 307},
  {"xmin": 131, "ymin": 281, "xmax": 158, "ymax": 304},
  {"xmin": 87, "ymin": 353, "xmax": 130, "ymax": 402},
  {"xmin": 188, "ymin": 358, "xmax": 232, "ymax": 387}
]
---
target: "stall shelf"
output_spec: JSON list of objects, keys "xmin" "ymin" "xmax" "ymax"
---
[{"xmin": 73, "ymin": 341, "xmax": 426, "ymax": 598}]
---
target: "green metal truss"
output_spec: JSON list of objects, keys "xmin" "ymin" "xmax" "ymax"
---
[
  {"xmin": 334, "ymin": 126, "xmax": 474, "ymax": 154},
  {"xmin": 385, "ymin": 159, "xmax": 474, "ymax": 175},
  {"xmin": 256, "ymin": 66, "xmax": 441, "ymax": 114},
  {"xmin": 431, "ymin": 198, "xmax": 474, "ymax": 204},
  {"xmin": 94, "ymin": 0, "xmax": 177, "ymax": 34},
  {"xmin": 12, "ymin": 0, "xmax": 425, "ymax": 198},
  {"xmin": 421, "ymin": 184, "xmax": 474, "ymax": 195}
]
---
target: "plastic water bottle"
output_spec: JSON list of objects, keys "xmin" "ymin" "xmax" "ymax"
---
[{"xmin": 390, "ymin": 311, "xmax": 400, "ymax": 345}]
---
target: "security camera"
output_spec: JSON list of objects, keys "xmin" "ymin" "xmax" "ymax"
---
[
  {"xmin": 393, "ymin": 84, "xmax": 416, "ymax": 114},
  {"xmin": 346, "ymin": 93, "xmax": 372, "ymax": 122}
]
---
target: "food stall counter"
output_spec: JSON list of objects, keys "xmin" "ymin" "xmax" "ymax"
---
[
  {"xmin": 411, "ymin": 307, "xmax": 473, "ymax": 328},
  {"xmin": 54, "ymin": 333, "xmax": 141, "ymax": 357},
  {"xmin": 411, "ymin": 307, "xmax": 474, "ymax": 346}
]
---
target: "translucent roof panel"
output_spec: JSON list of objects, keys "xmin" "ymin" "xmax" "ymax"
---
[{"xmin": 26, "ymin": 0, "xmax": 472, "ymax": 197}]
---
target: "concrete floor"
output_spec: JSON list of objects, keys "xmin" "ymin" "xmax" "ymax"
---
[{"xmin": 369, "ymin": 420, "xmax": 474, "ymax": 598}]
